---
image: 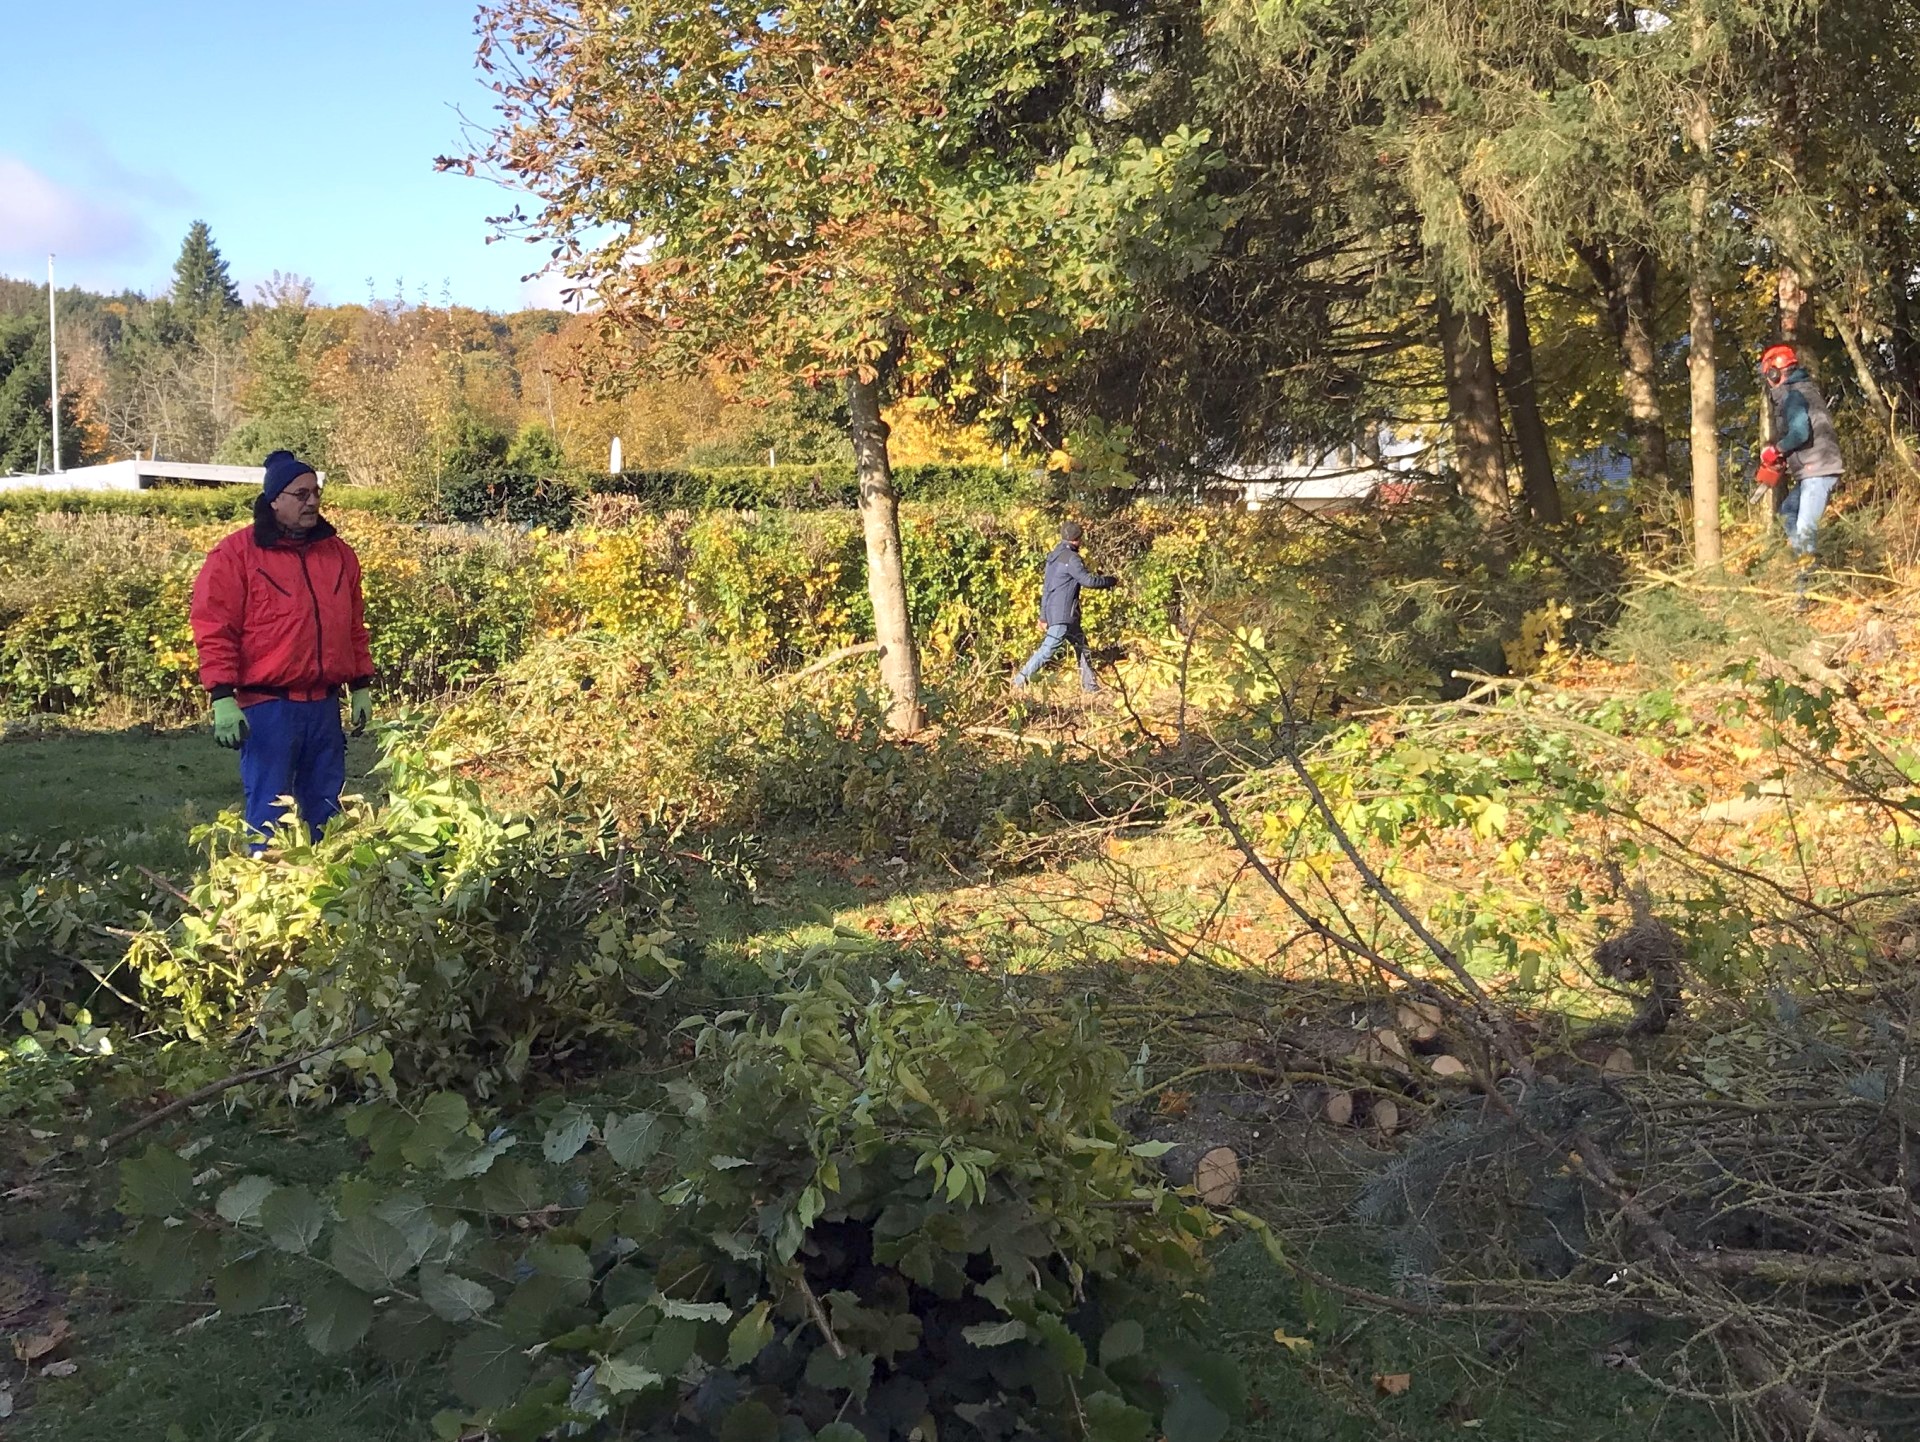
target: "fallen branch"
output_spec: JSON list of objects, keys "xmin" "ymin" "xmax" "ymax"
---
[
  {"xmin": 98, "ymin": 1021, "xmax": 384, "ymax": 1153},
  {"xmin": 788, "ymin": 641, "xmax": 880, "ymax": 681}
]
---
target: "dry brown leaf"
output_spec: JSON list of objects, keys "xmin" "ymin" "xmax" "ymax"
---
[
  {"xmin": 14, "ymin": 1316, "xmax": 71, "ymax": 1363},
  {"xmin": 1373, "ymin": 1371, "xmax": 1413, "ymax": 1397}
]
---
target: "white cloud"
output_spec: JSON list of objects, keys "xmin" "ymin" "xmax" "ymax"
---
[
  {"xmin": 518, "ymin": 267, "xmax": 594, "ymax": 312},
  {"xmin": 0, "ymin": 155, "xmax": 149, "ymax": 266}
]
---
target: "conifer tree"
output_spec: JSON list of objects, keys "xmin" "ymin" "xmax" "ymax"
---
[{"xmin": 170, "ymin": 221, "xmax": 243, "ymax": 319}]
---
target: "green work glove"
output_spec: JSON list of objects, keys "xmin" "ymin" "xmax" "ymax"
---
[
  {"xmin": 211, "ymin": 696, "xmax": 248, "ymax": 750},
  {"xmin": 349, "ymin": 688, "xmax": 373, "ymax": 735}
]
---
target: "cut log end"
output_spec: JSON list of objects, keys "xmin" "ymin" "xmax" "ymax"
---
[
  {"xmin": 1161, "ymin": 1142, "xmax": 1242, "ymax": 1206},
  {"xmin": 1193, "ymin": 1146, "xmax": 1240, "ymax": 1206}
]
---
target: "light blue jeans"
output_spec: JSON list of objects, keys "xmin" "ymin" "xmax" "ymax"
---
[
  {"xmin": 1779, "ymin": 474, "xmax": 1838, "ymax": 557},
  {"xmin": 1017, "ymin": 623, "xmax": 1099, "ymax": 690}
]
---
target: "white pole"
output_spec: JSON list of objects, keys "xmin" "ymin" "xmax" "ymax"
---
[{"xmin": 47, "ymin": 255, "xmax": 62, "ymax": 473}]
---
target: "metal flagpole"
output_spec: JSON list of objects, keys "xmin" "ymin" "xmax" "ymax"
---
[{"xmin": 47, "ymin": 255, "xmax": 62, "ymax": 473}]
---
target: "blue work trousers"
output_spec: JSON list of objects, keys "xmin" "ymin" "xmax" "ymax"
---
[
  {"xmin": 1018, "ymin": 623, "xmax": 1099, "ymax": 691},
  {"xmin": 1780, "ymin": 473, "xmax": 1839, "ymax": 557},
  {"xmin": 239, "ymin": 698, "xmax": 347, "ymax": 845}
]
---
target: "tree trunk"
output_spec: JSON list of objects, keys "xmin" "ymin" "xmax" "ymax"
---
[
  {"xmin": 1619, "ymin": 246, "xmax": 1672, "ymax": 490},
  {"xmin": 1888, "ymin": 245, "xmax": 1920, "ymax": 428},
  {"xmin": 1578, "ymin": 242, "xmax": 1672, "ymax": 492},
  {"xmin": 1823, "ymin": 299, "xmax": 1920, "ymax": 477},
  {"xmin": 1688, "ymin": 218, "xmax": 1721, "ymax": 568},
  {"xmin": 847, "ymin": 371, "xmax": 925, "ymax": 733},
  {"xmin": 1436, "ymin": 294, "xmax": 1513, "ymax": 550},
  {"xmin": 1685, "ymin": 50, "xmax": 1722, "ymax": 569},
  {"xmin": 1496, "ymin": 272, "xmax": 1562, "ymax": 525},
  {"xmin": 1777, "ymin": 267, "xmax": 1809, "ymax": 344}
]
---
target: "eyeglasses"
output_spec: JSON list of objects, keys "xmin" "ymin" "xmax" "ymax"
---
[{"xmin": 281, "ymin": 487, "xmax": 322, "ymax": 504}]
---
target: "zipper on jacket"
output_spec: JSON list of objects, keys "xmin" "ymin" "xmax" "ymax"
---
[{"xmin": 296, "ymin": 549, "xmax": 325, "ymax": 680}]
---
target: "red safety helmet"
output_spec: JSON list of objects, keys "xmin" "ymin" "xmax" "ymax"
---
[{"xmin": 1760, "ymin": 344, "xmax": 1799, "ymax": 379}]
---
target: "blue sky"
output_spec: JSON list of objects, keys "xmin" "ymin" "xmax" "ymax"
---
[{"xmin": 0, "ymin": 2, "xmax": 567, "ymax": 312}]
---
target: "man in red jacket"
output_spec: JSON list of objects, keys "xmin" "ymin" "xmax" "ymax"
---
[{"xmin": 190, "ymin": 450, "xmax": 374, "ymax": 845}]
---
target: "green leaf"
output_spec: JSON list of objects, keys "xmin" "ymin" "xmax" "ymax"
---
[
  {"xmin": 1162, "ymin": 1390, "xmax": 1230, "ymax": 1442},
  {"xmin": 804, "ymin": 1347, "xmax": 875, "ymax": 1403},
  {"xmin": 1085, "ymin": 1391, "xmax": 1154, "ymax": 1442},
  {"xmin": 215, "ymin": 1176, "xmax": 277, "ymax": 1227},
  {"xmin": 1127, "ymin": 1140, "xmax": 1175, "ymax": 1158},
  {"xmin": 419, "ymin": 1092, "xmax": 469, "ymax": 1133},
  {"xmin": 727, "ymin": 1300, "xmax": 774, "ymax": 1366},
  {"xmin": 119, "ymin": 1144, "xmax": 196, "ymax": 1218},
  {"xmin": 1100, "ymin": 1319, "xmax": 1145, "ymax": 1367},
  {"xmin": 528, "ymin": 1239, "xmax": 592, "ymax": 1285},
  {"xmin": 259, "ymin": 1185, "xmax": 329, "ymax": 1255},
  {"xmin": 478, "ymin": 1159, "xmax": 546, "ymax": 1215},
  {"xmin": 708, "ymin": 1154, "xmax": 753, "ymax": 1170},
  {"xmin": 214, "ymin": 1254, "xmax": 272, "ymax": 1316},
  {"xmin": 604, "ymin": 1112, "xmax": 666, "ymax": 1170},
  {"xmin": 542, "ymin": 1108, "xmax": 593, "ymax": 1165},
  {"xmin": 962, "ymin": 1318, "xmax": 1028, "ymax": 1348},
  {"xmin": 447, "ymin": 1329, "xmax": 531, "ymax": 1410},
  {"xmin": 1032, "ymin": 1312, "xmax": 1086, "ymax": 1376},
  {"xmin": 815, "ymin": 1427, "xmax": 865, "ymax": 1442},
  {"xmin": 304, "ymin": 1279, "xmax": 374, "ymax": 1356},
  {"xmin": 441, "ymin": 1132, "xmax": 514, "ymax": 1180},
  {"xmin": 419, "ymin": 1264, "xmax": 496, "ymax": 1323},
  {"xmin": 719, "ymin": 1400, "xmax": 780, "ymax": 1442},
  {"xmin": 330, "ymin": 1215, "xmax": 420, "ymax": 1293},
  {"xmin": 595, "ymin": 1355, "xmax": 664, "ymax": 1397}
]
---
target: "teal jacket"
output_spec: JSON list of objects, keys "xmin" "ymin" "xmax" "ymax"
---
[{"xmin": 1768, "ymin": 366, "xmax": 1845, "ymax": 478}]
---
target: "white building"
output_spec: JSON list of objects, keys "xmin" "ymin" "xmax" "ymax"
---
[
  {"xmin": 1211, "ymin": 431, "xmax": 1432, "ymax": 513},
  {"xmin": 0, "ymin": 459, "xmax": 272, "ymax": 493}
]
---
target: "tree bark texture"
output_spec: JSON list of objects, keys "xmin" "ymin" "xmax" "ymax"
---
[
  {"xmin": 1436, "ymin": 293, "xmax": 1513, "ymax": 549},
  {"xmin": 1496, "ymin": 272, "xmax": 1563, "ymax": 526},
  {"xmin": 1579, "ymin": 242, "xmax": 1673, "ymax": 492},
  {"xmin": 1686, "ymin": 71, "xmax": 1722, "ymax": 570},
  {"xmin": 1824, "ymin": 300, "xmax": 1920, "ymax": 477},
  {"xmin": 846, "ymin": 372, "xmax": 925, "ymax": 733}
]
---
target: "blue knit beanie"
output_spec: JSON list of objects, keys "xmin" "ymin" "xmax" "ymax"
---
[{"xmin": 261, "ymin": 450, "xmax": 316, "ymax": 503}]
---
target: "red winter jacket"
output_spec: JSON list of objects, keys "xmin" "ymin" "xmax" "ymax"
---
[{"xmin": 190, "ymin": 506, "xmax": 374, "ymax": 707}]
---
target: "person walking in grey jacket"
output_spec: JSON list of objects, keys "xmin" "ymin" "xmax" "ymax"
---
[
  {"xmin": 1014, "ymin": 521, "xmax": 1118, "ymax": 693},
  {"xmin": 1757, "ymin": 343, "xmax": 1844, "ymax": 560}
]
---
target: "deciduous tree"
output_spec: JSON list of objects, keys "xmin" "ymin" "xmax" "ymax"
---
[{"xmin": 453, "ymin": 0, "xmax": 1224, "ymax": 727}]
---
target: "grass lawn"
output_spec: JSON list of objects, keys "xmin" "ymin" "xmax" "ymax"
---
[{"xmin": 0, "ymin": 724, "xmax": 386, "ymax": 868}]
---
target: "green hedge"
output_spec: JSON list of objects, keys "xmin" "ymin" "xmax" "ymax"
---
[
  {"xmin": 435, "ymin": 462, "xmax": 1046, "ymax": 526},
  {"xmin": 0, "ymin": 484, "xmax": 409, "ymax": 523},
  {"xmin": 0, "ymin": 499, "xmax": 1558, "ymax": 721},
  {"xmin": 0, "ymin": 466, "xmax": 1042, "ymax": 531}
]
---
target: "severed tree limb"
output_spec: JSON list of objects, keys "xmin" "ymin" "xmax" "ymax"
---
[
  {"xmin": 788, "ymin": 641, "xmax": 881, "ymax": 681},
  {"xmin": 98, "ymin": 1021, "xmax": 384, "ymax": 1153}
]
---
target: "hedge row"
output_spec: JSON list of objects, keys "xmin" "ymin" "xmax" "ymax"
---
[
  {"xmin": 0, "ymin": 464, "xmax": 1039, "ymax": 529},
  {"xmin": 440, "ymin": 462, "xmax": 1045, "ymax": 526},
  {"xmin": 0, "ymin": 505, "xmax": 1305, "ymax": 716},
  {"xmin": 0, "ymin": 496, "xmax": 1527, "ymax": 720},
  {"xmin": 0, "ymin": 484, "xmax": 408, "ymax": 524}
]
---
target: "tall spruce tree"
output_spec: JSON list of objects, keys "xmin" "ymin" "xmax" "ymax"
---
[{"xmin": 170, "ymin": 220, "xmax": 243, "ymax": 319}]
